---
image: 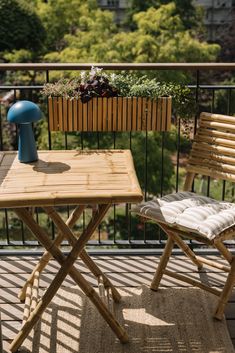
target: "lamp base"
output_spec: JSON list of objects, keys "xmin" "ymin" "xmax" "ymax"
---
[{"xmin": 18, "ymin": 124, "xmax": 38, "ymax": 163}]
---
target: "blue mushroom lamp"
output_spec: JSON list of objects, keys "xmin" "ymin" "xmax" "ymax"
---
[{"xmin": 7, "ymin": 101, "xmax": 42, "ymax": 163}]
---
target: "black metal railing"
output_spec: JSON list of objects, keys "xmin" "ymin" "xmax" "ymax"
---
[{"xmin": 0, "ymin": 63, "xmax": 235, "ymax": 250}]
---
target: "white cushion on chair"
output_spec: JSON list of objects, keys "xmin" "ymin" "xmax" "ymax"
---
[{"xmin": 132, "ymin": 191, "xmax": 235, "ymax": 240}]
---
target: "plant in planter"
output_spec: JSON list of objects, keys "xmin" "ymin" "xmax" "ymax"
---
[{"xmin": 42, "ymin": 66, "xmax": 194, "ymax": 133}]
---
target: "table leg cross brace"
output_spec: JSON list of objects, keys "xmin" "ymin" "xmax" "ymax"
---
[{"xmin": 9, "ymin": 205, "xmax": 128, "ymax": 353}]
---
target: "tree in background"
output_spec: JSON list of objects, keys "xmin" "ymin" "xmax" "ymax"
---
[
  {"xmin": 0, "ymin": 0, "xmax": 45, "ymax": 60},
  {"xmin": 109, "ymin": 4, "xmax": 219, "ymax": 65},
  {"xmin": 43, "ymin": 2, "xmax": 219, "ymax": 81},
  {"xmin": 35, "ymin": 0, "xmax": 101, "ymax": 52},
  {"xmin": 124, "ymin": 0, "xmax": 204, "ymax": 32},
  {"xmin": 43, "ymin": 3, "xmax": 117, "ymax": 64}
]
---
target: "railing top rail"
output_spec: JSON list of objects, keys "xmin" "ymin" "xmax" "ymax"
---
[{"xmin": 1, "ymin": 63, "xmax": 235, "ymax": 71}]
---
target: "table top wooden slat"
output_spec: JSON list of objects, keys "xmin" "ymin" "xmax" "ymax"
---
[{"xmin": 0, "ymin": 150, "xmax": 143, "ymax": 208}]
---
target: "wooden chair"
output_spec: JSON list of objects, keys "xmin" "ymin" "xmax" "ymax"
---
[{"xmin": 133, "ymin": 112, "xmax": 235, "ymax": 320}]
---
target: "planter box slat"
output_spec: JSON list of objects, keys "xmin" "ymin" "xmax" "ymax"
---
[{"xmin": 48, "ymin": 96, "xmax": 172, "ymax": 132}]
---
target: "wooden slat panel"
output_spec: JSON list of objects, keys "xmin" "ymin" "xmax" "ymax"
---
[
  {"xmin": 200, "ymin": 120, "xmax": 235, "ymax": 133},
  {"xmin": 192, "ymin": 142, "xmax": 235, "ymax": 158},
  {"xmin": 53, "ymin": 97, "xmax": 59, "ymax": 131},
  {"xmin": 147, "ymin": 98, "xmax": 152, "ymax": 131},
  {"xmin": 87, "ymin": 99, "xmax": 93, "ymax": 131},
  {"xmin": 73, "ymin": 99, "xmax": 78, "ymax": 131},
  {"xmin": 188, "ymin": 157, "xmax": 235, "ymax": 174},
  {"xmin": 58, "ymin": 97, "xmax": 63, "ymax": 131},
  {"xmin": 48, "ymin": 98, "xmax": 54, "ymax": 131},
  {"xmin": 201, "ymin": 112, "xmax": 235, "ymax": 124},
  {"xmin": 68, "ymin": 99, "xmax": 73, "ymax": 131},
  {"xmin": 62, "ymin": 98, "xmax": 68, "ymax": 131},
  {"xmin": 156, "ymin": 98, "xmax": 162, "ymax": 131},
  {"xmin": 48, "ymin": 97, "xmax": 171, "ymax": 132},
  {"xmin": 127, "ymin": 97, "xmax": 132, "ymax": 131},
  {"xmin": 152, "ymin": 99, "xmax": 157, "ymax": 130},
  {"xmin": 117, "ymin": 97, "xmax": 122, "ymax": 131},
  {"xmin": 102, "ymin": 97, "xmax": 107, "ymax": 131},
  {"xmin": 122, "ymin": 97, "xmax": 127, "ymax": 131},
  {"xmin": 83, "ymin": 101, "xmax": 88, "ymax": 131},
  {"xmin": 186, "ymin": 164, "xmax": 235, "ymax": 182},
  {"xmin": 197, "ymin": 129, "xmax": 235, "ymax": 141},
  {"xmin": 194, "ymin": 135, "xmax": 235, "ymax": 148},
  {"xmin": 161, "ymin": 97, "xmax": 167, "ymax": 131},
  {"xmin": 190, "ymin": 150, "xmax": 235, "ymax": 166},
  {"xmin": 187, "ymin": 112, "xmax": 235, "ymax": 181},
  {"xmin": 107, "ymin": 97, "xmax": 113, "ymax": 131},
  {"xmin": 112, "ymin": 97, "xmax": 117, "ymax": 131},
  {"xmin": 137, "ymin": 97, "xmax": 142, "ymax": 131},
  {"xmin": 132, "ymin": 97, "xmax": 137, "ymax": 131},
  {"xmin": 142, "ymin": 98, "xmax": 147, "ymax": 130},
  {"xmin": 92, "ymin": 97, "xmax": 97, "ymax": 131},
  {"xmin": 78, "ymin": 99, "xmax": 83, "ymax": 131},
  {"xmin": 166, "ymin": 97, "xmax": 172, "ymax": 131},
  {"xmin": 97, "ymin": 98, "xmax": 103, "ymax": 131}
]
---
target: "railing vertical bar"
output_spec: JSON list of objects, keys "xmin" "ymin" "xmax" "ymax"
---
[
  {"xmin": 0, "ymin": 105, "xmax": 3, "ymax": 151},
  {"xmin": 175, "ymin": 117, "xmax": 181, "ymax": 193},
  {"xmin": 46, "ymin": 70, "xmax": 52, "ymax": 150},
  {"xmin": 128, "ymin": 131, "xmax": 132, "ymax": 243},
  {"xmin": 222, "ymin": 180, "xmax": 226, "ymax": 201},
  {"xmin": 160, "ymin": 132, "xmax": 165, "ymax": 197},
  {"xmin": 4, "ymin": 209, "xmax": 10, "ymax": 245},
  {"xmin": 20, "ymin": 219, "xmax": 25, "ymax": 245},
  {"xmin": 143, "ymin": 131, "xmax": 148, "ymax": 243},
  {"xmin": 192, "ymin": 70, "xmax": 200, "ymax": 194},
  {"xmin": 207, "ymin": 89, "xmax": 215, "ymax": 197},
  {"xmin": 227, "ymin": 88, "xmax": 231, "ymax": 115},
  {"xmin": 194, "ymin": 70, "xmax": 200, "ymax": 134}
]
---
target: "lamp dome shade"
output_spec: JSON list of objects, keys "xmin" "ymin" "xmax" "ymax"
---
[{"xmin": 7, "ymin": 101, "xmax": 41, "ymax": 124}]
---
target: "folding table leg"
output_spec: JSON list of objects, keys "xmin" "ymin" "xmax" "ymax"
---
[
  {"xmin": 44, "ymin": 206, "xmax": 121, "ymax": 302},
  {"xmin": 19, "ymin": 205, "xmax": 121, "ymax": 303},
  {"xmin": 10, "ymin": 206, "xmax": 128, "ymax": 353},
  {"xmin": 18, "ymin": 205, "xmax": 86, "ymax": 301}
]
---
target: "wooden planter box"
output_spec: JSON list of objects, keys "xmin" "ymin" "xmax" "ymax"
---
[{"xmin": 48, "ymin": 96, "xmax": 172, "ymax": 132}]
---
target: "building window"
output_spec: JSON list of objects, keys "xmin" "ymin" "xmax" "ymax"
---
[{"xmin": 107, "ymin": 0, "xmax": 119, "ymax": 7}]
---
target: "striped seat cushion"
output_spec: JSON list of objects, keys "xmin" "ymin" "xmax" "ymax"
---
[{"xmin": 132, "ymin": 191, "xmax": 235, "ymax": 240}]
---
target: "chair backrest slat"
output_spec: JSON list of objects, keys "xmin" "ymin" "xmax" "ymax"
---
[{"xmin": 186, "ymin": 112, "xmax": 235, "ymax": 183}]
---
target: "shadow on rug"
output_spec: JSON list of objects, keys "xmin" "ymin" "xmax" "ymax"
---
[{"xmin": 18, "ymin": 285, "xmax": 234, "ymax": 353}]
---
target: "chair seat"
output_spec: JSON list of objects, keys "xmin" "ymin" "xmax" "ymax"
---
[{"xmin": 132, "ymin": 191, "xmax": 235, "ymax": 240}]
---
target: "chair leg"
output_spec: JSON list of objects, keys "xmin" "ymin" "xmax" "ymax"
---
[
  {"xmin": 214, "ymin": 256, "xmax": 235, "ymax": 320},
  {"xmin": 169, "ymin": 232, "xmax": 203, "ymax": 270},
  {"xmin": 151, "ymin": 236, "xmax": 174, "ymax": 291}
]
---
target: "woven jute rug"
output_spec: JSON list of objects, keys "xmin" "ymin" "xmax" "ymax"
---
[{"xmin": 18, "ymin": 285, "xmax": 234, "ymax": 353}]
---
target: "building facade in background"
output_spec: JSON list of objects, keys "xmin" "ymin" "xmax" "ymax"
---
[
  {"xmin": 97, "ymin": 0, "xmax": 235, "ymax": 47},
  {"xmin": 97, "ymin": 0, "xmax": 130, "ymax": 24},
  {"xmin": 194, "ymin": 0, "xmax": 235, "ymax": 41}
]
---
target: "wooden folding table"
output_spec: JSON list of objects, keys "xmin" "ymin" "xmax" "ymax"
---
[{"xmin": 0, "ymin": 149, "xmax": 143, "ymax": 352}]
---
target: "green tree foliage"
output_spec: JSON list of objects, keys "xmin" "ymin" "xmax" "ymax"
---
[
  {"xmin": 125, "ymin": 0, "xmax": 204, "ymax": 32},
  {"xmin": 44, "ymin": 2, "xmax": 219, "ymax": 77},
  {"xmin": 43, "ymin": 6, "xmax": 117, "ymax": 63},
  {"xmin": 35, "ymin": 0, "xmax": 101, "ymax": 51},
  {"xmin": 113, "ymin": 4, "xmax": 219, "ymax": 63},
  {"xmin": 0, "ymin": 0, "xmax": 45, "ymax": 55}
]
